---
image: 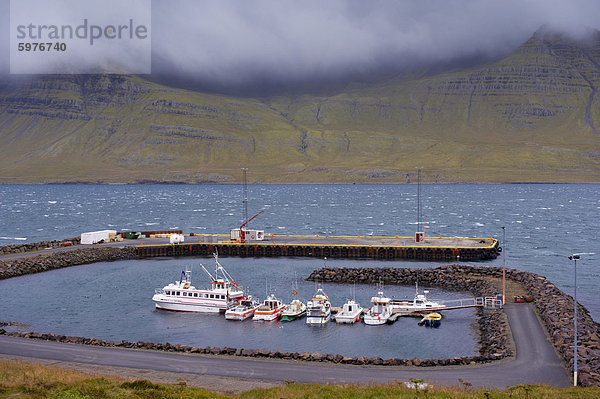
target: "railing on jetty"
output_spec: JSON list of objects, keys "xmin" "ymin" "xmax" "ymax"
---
[
  {"xmin": 438, "ymin": 296, "xmax": 503, "ymax": 310},
  {"xmin": 388, "ymin": 296, "xmax": 503, "ymax": 319}
]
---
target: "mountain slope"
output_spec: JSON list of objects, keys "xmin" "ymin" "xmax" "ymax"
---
[{"xmin": 0, "ymin": 30, "xmax": 599, "ymax": 183}]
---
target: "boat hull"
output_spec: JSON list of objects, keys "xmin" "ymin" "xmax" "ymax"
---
[
  {"xmin": 335, "ymin": 310, "xmax": 362, "ymax": 324},
  {"xmin": 253, "ymin": 311, "xmax": 282, "ymax": 321},
  {"xmin": 363, "ymin": 311, "xmax": 391, "ymax": 326},
  {"xmin": 363, "ymin": 316, "xmax": 388, "ymax": 325},
  {"xmin": 280, "ymin": 310, "xmax": 306, "ymax": 322},
  {"xmin": 225, "ymin": 308, "xmax": 255, "ymax": 321},
  {"xmin": 306, "ymin": 310, "xmax": 331, "ymax": 325},
  {"xmin": 153, "ymin": 300, "xmax": 224, "ymax": 313}
]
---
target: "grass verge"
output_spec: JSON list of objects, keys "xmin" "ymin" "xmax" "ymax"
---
[{"xmin": 1, "ymin": 358, "xmax": 598, "ymax": 398}]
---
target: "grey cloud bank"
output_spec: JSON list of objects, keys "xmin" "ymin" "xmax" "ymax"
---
[{"xmin": 2, "ymin": 0, "xmax": 600, "ymax": 92}]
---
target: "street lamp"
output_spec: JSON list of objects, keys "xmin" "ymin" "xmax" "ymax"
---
[
  {"xmin": 568, "ymin": 254, "xmax": 580, "ymax": 387},
  {"xmin": 502, "ymin": 226, "xmax": 506, "ymax": 305}
]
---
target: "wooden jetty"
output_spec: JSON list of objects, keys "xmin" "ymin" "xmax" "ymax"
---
[{"xmin": 134, "ymin": 234, "xmax": 500, "ymax": 261}]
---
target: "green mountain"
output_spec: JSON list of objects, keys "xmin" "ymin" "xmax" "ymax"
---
[{"xmin": 1, "ymin": 29, "xmax": 599, "ymax": 183}]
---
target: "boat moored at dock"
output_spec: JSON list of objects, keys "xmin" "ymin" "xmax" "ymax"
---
[
  {"xmin": 418, "ymin": 312, "xmax": 442, "ymax": 327},
  {"xmin": 334, "ymin": 299, "xmax": 363, "ymax": 324},
  {"xmin": 280, "ymin": 299, "xmax": 307, "ymax": 322},
  {"xmin": 225, "ymin": 296, "xmax": 260, "ymax": 321},
  {"xmin": 152, "ymin": 253, "xmax": 244, "ymax": 313},
  {"xmin": 363, "ymin": 289, "xmax": 392, "ymax": 326},
  {"xmin": 306, "ymin": 288, "xmax": 332, "ymax": 325},
  {"xmin": 253, "ymin": 294, "xmax": 285, "ymax": 321},
  {"xmin": 389, "ymin": 284, "xmax": 447, "ymax": 316}
]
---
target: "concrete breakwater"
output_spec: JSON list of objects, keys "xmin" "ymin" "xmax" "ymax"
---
[
  {"xmin": 308, "ymin": 265, "xmax": 600, "ymax": 387},
  {"xmin": 0, "ymin": 247, "xmax": 136, "ymax": 280}
]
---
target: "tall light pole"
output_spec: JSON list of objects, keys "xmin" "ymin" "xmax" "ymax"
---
[
  {"xmin": 568, "ymin": 254, "xmax": 580, "ymax": 387},
  {"xmin": 502, "ymin": 226, "xmax": 506, "ymax": 305},
  {"xmin": 241, "ymin": 168, "xmax": 248, "ymax": 224}
]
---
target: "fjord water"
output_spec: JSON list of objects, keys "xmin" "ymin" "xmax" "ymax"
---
[{"xmin": 0, "ymin": 184, "xmax": 598, "ymax": 354}]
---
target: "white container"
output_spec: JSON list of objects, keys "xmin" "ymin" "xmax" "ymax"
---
[
  {"xmin": 81, "ymin": 230, "xmax": 117, "ymax": 245},
  {"xmin": 169, "ymin": 234, "xmax": 184, "ymax": 244},
  {"xmin": 230, "ymin": 229, "xmax": 265, "ymax": 241}
]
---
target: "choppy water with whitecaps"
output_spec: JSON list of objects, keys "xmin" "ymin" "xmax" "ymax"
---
[{"xmin": 0, "ymin": 184, "xmax": 598, "ymax": 357}]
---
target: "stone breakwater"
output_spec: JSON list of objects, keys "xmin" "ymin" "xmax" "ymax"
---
[
  {"xmin": 0, "ymin": 247, "xmax": 136, "ymax": 280},
  {"xmin": 0, "ymin": 238, "xmax": 81, "ymax": 256},
  {"xmin": 308, "ymin": 265, "xmax": 600, "ymax": 387},
  {"xmin": 0, "ymin": 313, "xmax": 504, "ymax": 368}
]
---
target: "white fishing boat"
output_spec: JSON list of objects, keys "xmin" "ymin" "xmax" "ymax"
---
[
  {"xmin": 335, "ymin": 299, "xmax": 363, "ymax": 324},
  {"xmin": 253, "ymin": 294, "xmax": 285, "ymax": 321},
  {"xmin": 389, "ymin": 283, "xmax": 447, "ymax": 315},
  {"xmin": 225, "ymin": 296, "xmax": 260, "ymax": 321},
  {"xmin": 152, "ymin": 253, "xmax": 244, "ymax": 313},
  {"xmin": 306, "ymin": 287, "xmax": 331, "ymax": 325},
  {"xmin": 363, "ymin": 290, "xmax": 392, "ymax": 326},
  {"xmin": 280, "ymin": 299, "xmax": 307, "ymax": 322}
]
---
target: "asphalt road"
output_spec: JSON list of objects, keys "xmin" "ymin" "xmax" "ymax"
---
[{"xmin": 0, "ymin": 304, "xmax": 570, "ymax": 388}]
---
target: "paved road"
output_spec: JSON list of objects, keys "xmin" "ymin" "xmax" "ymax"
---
[{"xmin": 0, "ymin": 304, "xmax": 570, "ymax": 388}]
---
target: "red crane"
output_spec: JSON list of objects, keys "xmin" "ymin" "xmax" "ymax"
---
[{"xmin": 239, "ymin": 210, "xmax": 264, "ymax": 243}]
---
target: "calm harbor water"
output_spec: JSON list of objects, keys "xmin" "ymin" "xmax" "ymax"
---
[
  {"xmin": 0, "ymin": 184, "xmax": 598, "ymax": 356},
  {"xmin": 0, "ymin": 257, "xmax": 477, "ymax": 359}
]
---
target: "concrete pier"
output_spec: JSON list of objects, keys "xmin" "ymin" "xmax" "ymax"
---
[{"xmin": 135, "ymin": 234, "xmax": 500, "ymax": 261}]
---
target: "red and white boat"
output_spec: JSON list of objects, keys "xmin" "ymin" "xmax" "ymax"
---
[
  {"xmin": 225, "ymin": 296, "xmax": 260, "ymax": 321},
  {"xmin": 152, "ymin": 253, "xmax": 245, "ymax": 313},
  {"xmin": 252, "ymin": 294, "xmax": 285, "ymax": 321}
]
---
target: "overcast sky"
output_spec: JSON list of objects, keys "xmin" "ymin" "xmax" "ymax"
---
[{"xmin": 2, "ymin": 0, "xmax": 600, "ymax": 93}]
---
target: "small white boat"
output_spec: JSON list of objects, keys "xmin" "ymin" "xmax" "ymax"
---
[
  {"xmin": 253, "ymin": 294, "xmax": 285, "ymax": 321},
  {"xmin": 306, "ymin": 288, "xmax": 331, "ymax": 325},
  {"xmin": 280, "ymin": 299, "xmax": 307, "ymax": 322},
  {"xmin": 225, "ymin": 296, "xmax": 260, "ymax": 321},
  {"xmin": 363, "ymin": 290, "xmax": 392, "ymax": 326},
  {"xmin": 389, "ymin": 283, "xmax": 447, "ymax": 315},
  {"xmin": 152, "ymin": 253, "xmax": 244, "ymax": 313},
  {"xmin": 335, "ymin": 299, "xmax": 363, "ymax": 324}
]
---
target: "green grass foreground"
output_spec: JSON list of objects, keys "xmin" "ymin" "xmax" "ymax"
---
[{"xmin": 1, "ymin": 359, "xmax": 599, "ymax": 399}]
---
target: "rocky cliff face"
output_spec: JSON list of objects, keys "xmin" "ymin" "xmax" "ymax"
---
[{"xmin": 0, "ymin": 30, "xmax": 599, "ymax": 183}]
